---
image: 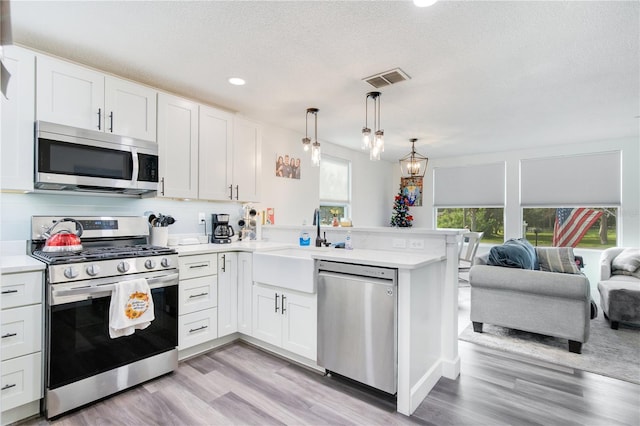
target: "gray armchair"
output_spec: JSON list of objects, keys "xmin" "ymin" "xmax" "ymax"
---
[{"xmin": 598, "ymin": 247, "xmax": 640, "ymax": 329}]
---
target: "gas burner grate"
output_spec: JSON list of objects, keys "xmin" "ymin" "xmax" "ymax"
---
[{"xmin": 32, "ymin": 244, "xmax": 176, "ymax": 265}]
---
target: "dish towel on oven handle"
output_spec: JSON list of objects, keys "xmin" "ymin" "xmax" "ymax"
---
[{"xmin": 109, "ymin": 277, "xmax": 155, "ymax": 338}]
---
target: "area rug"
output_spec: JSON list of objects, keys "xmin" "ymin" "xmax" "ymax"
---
[{"xmin": 459, "ymin": 314, "xmax": 640, "ymax": 384}]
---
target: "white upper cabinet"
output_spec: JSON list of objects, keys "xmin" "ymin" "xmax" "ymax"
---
[
  {"xmin": 36, "ymin": 54, "xmax": 156, "ymax": 141},
  {"xmin": 1, "ymin": 45, "xmax": 36, "ymax": 192},
  {"xmin": 104, "ymin": 76, "xmax": 157, "ymax": 141},
  {"xmin": 232, "ymin": 116, "xmax": 262, "ymax": 202},
  {"xmin": 157, "ymin": 93, "xmax": 199, "ymax": 199},
  {"xmin": 199, "ymin": 105, "xmax": 234, "ymax": 201}
]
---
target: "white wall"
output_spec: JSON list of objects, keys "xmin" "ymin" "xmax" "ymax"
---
[{"xmin": 254, "ymin": 122, "xmax": 394, "ymax": 228}]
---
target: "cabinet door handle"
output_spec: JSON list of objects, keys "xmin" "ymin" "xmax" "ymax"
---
[
  {"xmin": 275, "ymin": 293, "xmax": 279, "ymax": 313},
  {"xmin": 161, "ymin": 177, "xmax": 165, "ymax": 196},
  {"xmin": 281, "ymin": 295, "xmax": 286, "ymax": 315},
  {"xmin": 221, "ymin": 254, "xmax": 226, "ymax": 272},
  {"xmin": 189, "ymin": 264, "xmax": 208, "ymax": 269},
  {"xmin": 1, "ymin": 333, "xmax": 17, "ymax": 339},
  {"xmin": 229, "ymin": 185, "xmax": 233, "ymax": 200},
  {"xmin": 97, "ymin": 108, "xmax": 102, "ymax": 130},
  {"xmin": 188, "ymin": 292, "xmax": 208, "ymax": 299},
  {"xmin": 188, "ymin": 325, "xmax": 208, "ymax": 333},
  {"xmin": 1, "ymin": 384, "xmax": 16, "ymax": 391},
  {"xmin": 235, "ymin": 185, "xmax": 239, "ymax": 200},
  {"xmin": 109, "ymin": 111, "xmax": 114, "ymax": 132},
  {"xmin": 1, "ymin": 289, "xmax": 18, "ymax": 294}
]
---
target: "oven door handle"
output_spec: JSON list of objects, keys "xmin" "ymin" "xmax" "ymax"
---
[{"xmin": 50, "ymin": 273, "xmax": 178, "ymax": 304}]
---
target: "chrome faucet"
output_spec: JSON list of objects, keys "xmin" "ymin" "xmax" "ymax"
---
[
  {"xmin": 313, "ymin": 208, "xmax": 323, "ymax": 247},
  {"xmin": 313, "ymin": 209, "xmax": 331, "ymax": 247}
]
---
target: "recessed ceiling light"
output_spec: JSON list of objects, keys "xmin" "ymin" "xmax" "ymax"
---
[
  {"xmin": 228, "ymin": 77, "xmax": 246, "ymax": 86},
  {"xmin": 414, "ymin": 0, "xmax": 438, "ymax": 7}
]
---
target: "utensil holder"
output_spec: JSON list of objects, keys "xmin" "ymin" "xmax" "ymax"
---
[{"xmin": 150, "ymin": 227, "xmax": 169, "ymax": 246}]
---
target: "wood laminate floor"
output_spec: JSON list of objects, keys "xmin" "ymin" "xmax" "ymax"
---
[{"xmin": 23, "ymin": 286, "xmax": 639, "ymax": 426}]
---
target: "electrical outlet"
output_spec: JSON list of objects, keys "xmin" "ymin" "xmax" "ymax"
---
[
  {"xmin": 198, "ymin": 212, "xmax": 206, "ymax": 223},
  {"xmin": 392, "ymin": 238, "xmax": 407, "ymax": 248},
  {"xmin": 408, "ymin": 239, "xmax": 424, "ymax": 249}
]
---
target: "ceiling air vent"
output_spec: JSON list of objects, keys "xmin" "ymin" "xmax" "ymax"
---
[{"xmin": 363, "ymin": 68, "xmax": 411, "ymax": 88}]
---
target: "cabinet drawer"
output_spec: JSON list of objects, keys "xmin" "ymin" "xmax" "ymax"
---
[
  {"xmin": 179, "ymin": 254, "xmax": 217, "ymax": 280},
  {"xmin": 1, "ymin": 305, "xmax": 42, "ymax": 361},
  {"xmin": 179, "ymin": 276, "xmax": 217, "ymax": 315},
  {"xmin": 1, "ymin": 272, "xmax": 42, "ymax": 309},
  {"xmin": 1, "ymin": 352, "xmax": 42, "ymax": 412},
  {"xmin": 178, "ymin": 308, "xmax": 218, "ymax": 350}
]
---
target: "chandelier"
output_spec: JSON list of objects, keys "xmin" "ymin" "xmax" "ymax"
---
[
  {"xmin": 302, "ymin": 108, "xmax": 320, "ymax": 166},
  {"xmin": 399, "ymin": 138, "xmax": 428, "ymax": 178},
  {"xmin": 361, "ymin": 91, "xmax": 384, "ymax": 161}
]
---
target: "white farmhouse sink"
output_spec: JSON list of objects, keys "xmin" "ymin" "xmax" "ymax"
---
[{"xmin": 252, "ymin": 248, "xmax": 321, "ymax": 293}]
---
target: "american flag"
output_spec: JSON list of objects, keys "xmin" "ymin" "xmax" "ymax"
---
[{"xmin": 553, "ymin": 208, "xmax": 603, "ymax": 247}]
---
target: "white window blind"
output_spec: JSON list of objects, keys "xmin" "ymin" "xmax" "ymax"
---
[
  {"xmin": 320, "ymin": 156, "xmax": 350, "ymax": 203},
  {"xmin": 520, "ymin": 151, "xmax": 621, "ymax": 206},
  {"xmin": 433, "ymin": 162, "xmax": 505, "ymax": 207}
]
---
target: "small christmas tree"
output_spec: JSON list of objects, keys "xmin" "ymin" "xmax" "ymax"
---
[{"xmin": 390, "ymin": 187, "xmax": 413, "ymax": 227}]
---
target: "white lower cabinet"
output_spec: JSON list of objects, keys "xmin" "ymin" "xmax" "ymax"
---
[
  {"xmin": 0, "ymin": 270, "xmax": 44, "ymax": 425},
  {"xmin": 237, "ymin": 252, "xmax": 253, "ymax": 336},
  {"xmin": 178, "ymin": 254, "xmax": 218, "ymax": 350},
  {"xmin": 217, "ymin": 253, "xmax": 238, "ymax": 337},
  {"xmin": 252, "ymin": 283, "xmax": 317, "ymax": 360},
  {"xmin": 178, "ymin": 308, "xmax": 218, "ymax": 349}
]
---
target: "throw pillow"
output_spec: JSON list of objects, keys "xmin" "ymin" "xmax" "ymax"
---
[
  {"xmin": 612, "ymin": 248, "xmax": 640, "ymax": 272},
  {"xmin": 487, "ymin": 239, "xmax": 536, "ymax": 270},
  {"xmin": 535, "ymin": 247, "xmax": 580, "ymax": 274}
]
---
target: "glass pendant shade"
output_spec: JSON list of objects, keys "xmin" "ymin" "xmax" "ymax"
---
[
  {"xmin": 304, "ymin": 108, "xmax": 320, "ymax": 165},
  {"xmin": 311, "ymin": 141, "xmax": 321, "ymax": 166},
  {"xmin": 399, "ymin": 138, "xmax": 428, "ymax": 178},
  {"xmin": 362, "ymin": 92, "xmax": 384, "ymax": 161},
  {"xmin": 362, "ymin": 127, "xmax": 371, "ymax": 150}
]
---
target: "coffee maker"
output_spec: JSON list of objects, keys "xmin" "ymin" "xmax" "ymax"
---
[{"xmin": 211, "ymin": 214, "xmax": 234, "ymax": 244}]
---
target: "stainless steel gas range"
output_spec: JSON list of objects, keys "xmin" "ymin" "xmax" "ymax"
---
[{"xmin": 30, "ymin": 216, "xmax": 179, "ymax": 419}]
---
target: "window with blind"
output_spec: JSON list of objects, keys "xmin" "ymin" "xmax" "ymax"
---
[
  {"xmin": 434, "ymin": 162, "xmax": 505, "ymax": 243},
  {"xmin": 520, "ymin": 151, "xmax": 620, "ymax": 248},
  {"xmin": 319, "ymin": 156, "xmax": 351, "ymax": 225}
]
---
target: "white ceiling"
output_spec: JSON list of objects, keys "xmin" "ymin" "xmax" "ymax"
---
[{"xmin": 7, "ymin": 0, "xmax": 639, "ymax": 161}]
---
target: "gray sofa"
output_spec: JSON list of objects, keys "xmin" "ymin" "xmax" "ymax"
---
[
  {"xmin": 598, "ymin": 247, "xmax": 640, "ymax": 329},
  {"xmin": 469, "ymin": 256, "xmax": 591, "ymax": 354}
]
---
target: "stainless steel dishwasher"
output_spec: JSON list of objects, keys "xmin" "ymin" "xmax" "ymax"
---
[{"xmin": 317, "ymin": 260, "xmax": 398, "ymax": 394}]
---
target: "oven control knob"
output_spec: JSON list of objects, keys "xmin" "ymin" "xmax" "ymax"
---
[
  {"xmin": 145, "ymin": 259, "xmax": 156, "ymax": 269},
  {"xmin": 64, "ymin": 267, "xmax": 79, "ymax": 279},
  {"xmin": 86, "ymin": 264, "xmax": 101, "ymax": 276},
  {"xmin": 161, "ymin": 258, "xmax": 171, "ymax": 268},
  {"xmin": 117, "ymin": 261, "xmax": 130, "ymax": 273}
]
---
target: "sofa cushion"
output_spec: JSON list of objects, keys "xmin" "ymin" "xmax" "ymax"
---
[
  {"xmin": 611, "ymin": 269, "xmax": 640, "ymax": 279},
  {"xmin": 612, "ymin": 248, "xmax": 640, "ymax": 273},
  {"xmin": 536, "ymin": 247, "xmax": 580, "ymax": 274},
  {"xmin": 487, "ymin": 238, "xmax": 537, "ymax": 270}
]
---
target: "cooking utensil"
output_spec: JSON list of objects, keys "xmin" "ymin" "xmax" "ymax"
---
[{"xmin": 42, "ymin": 218, "xmax": 84, "ymax": 252}]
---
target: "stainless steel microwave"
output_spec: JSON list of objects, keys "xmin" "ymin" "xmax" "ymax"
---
[{"xmin": 35, "ymin": 121, "xmax": 158, "ymax": 196}]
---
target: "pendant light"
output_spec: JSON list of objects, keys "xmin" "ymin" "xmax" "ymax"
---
[
  {"xmin": 303, "ymin": 108, "xmax": 320, "ymax": 166},
  {"xmin": 399, "ymin": 138, "xmax": 428, "ymax": 178},
  {"xmin": 362, "ymin": 91, "xmax": 384, "ymax": 161}
]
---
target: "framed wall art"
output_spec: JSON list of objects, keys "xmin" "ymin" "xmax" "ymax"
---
[{"xmin": 401, "ymin": 176, "xmax": 423, "ymax": 206}]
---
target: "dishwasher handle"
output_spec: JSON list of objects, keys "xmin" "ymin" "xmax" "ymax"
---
[{"xmin": 317, "ymin": 270, "xmax": 396, "ymax": 287}]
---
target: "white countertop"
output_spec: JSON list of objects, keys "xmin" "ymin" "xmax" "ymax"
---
[
  {"xmin": 175, "ymin": 241, "xmax": 290, "ymax": 256},
  {"xmin": 1, "ymin": 255, "xmax": 46, "ymax": 274},
  {"xmin": 179, "ymin": 241, "xmax": 443, "ymax": 270},
  {"xmin": 309, "ymin": 248, "xmax": 444, "ymax": 269}
]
